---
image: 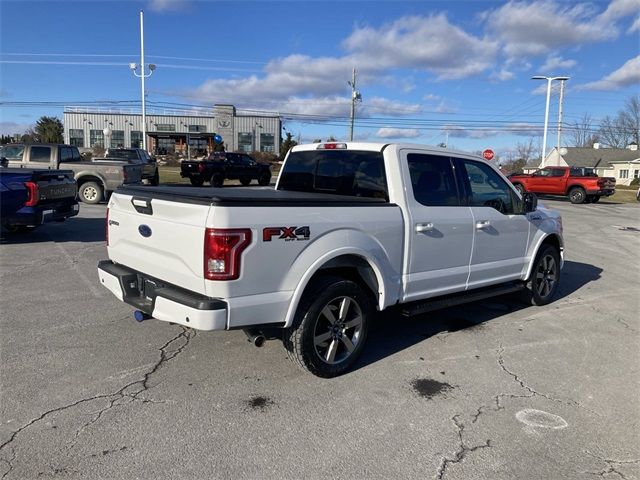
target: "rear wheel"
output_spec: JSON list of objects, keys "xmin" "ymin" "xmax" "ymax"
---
[
  {"xmin": 258, "ymin": 172, "xmax": 271, "ymax": 186},
  {"xmin": 283, "ymin": 276, "xmax": 374, "ymax": 378},
  {"xmin": 240, "ymin": 178, "xmax": 252, "ymax": 186},
  {"xmin": 568, "ymin": 187, "xmax": 586, "ymax": 204},
  {"xmin": 189, "ymin": 177, "xmax": 204, "ymax": 187},
  {"xmin": 150, "ymin": 171, "xmax": 160, "ymax": 186},
  {"xmin": 210, "ymin": 173, "xmax": 224, "ymax": 188},
  {"xmin": 526, "ymin": 245, "xmax": 561, "ymax": 306},
  {"xmin": 513, "ymin": 183, "xmax": 525, "ymax": 195},
  {"xmin": 79, "ymin": 181, "xmax": 103, "ymax": 204}
]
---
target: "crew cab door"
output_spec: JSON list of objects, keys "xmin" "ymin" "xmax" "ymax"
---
[
  {"xmin": 455, "ymin": 158, "xmax": 531, "ymax": 288},
  {"xmin": 402, "ymin": 152, "xmax": 473, "ymax": 301},
  {"xmin": 24, "ymin": 145, "xmax": 55, "ymax": 170},
  {"xmin": 528, "ymin": 168, "xmax": 565, "ymax": 194}
]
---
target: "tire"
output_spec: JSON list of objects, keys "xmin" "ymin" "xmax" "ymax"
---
[
  {"xmin": 79, "ymin": 181, "xmax": 103, "ymax": 204},
  {"xmin": 150, "ymin": 171, "xmax": 160, "ymax": 186},
  {"xmin": 258, "ymin": 172, "xmax": 271, "ymax": 186},
  {"xmin": 526, "ymin": 244, "xmax": 561, "ymax": 306},
  {"xmin": 240, "ymin": 178, "xmax": 252, "ymax": 186},
  {"xmin": 2, "ymin": 224, "xmax": 37, "ymax": 234},
  {"xmin": 591, "ymin": 195, "xmax": 600, "ymax": 203},
  {"xmin": 568, "ymin": 187, "xmax": 586, "ymax": 204},
  {"xmin": 283, "ymin": 276, "xmax": 374, "ymax": 378},
  {"xmin": 189, "ymin": 177, "xmax": 204, "ymax": 187},
  {"xmin": 210, "ymin": 173, "xmax": 224, "ymax": 188},
  {"xmin": 513, "ymin": 183, "xmax": 525, "ymax": 195}
]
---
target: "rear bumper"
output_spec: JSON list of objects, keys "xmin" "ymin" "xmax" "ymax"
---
[
  {"xmin": 7, "ymin": 202, "xmax": 79, "ymax": 226},
  {"xmin": 98, "ymin": 260, "xmax": 227, "ymax": 331}
]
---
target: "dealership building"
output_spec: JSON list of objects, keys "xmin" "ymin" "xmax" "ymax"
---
[{"xmin": 63, "ymin": 104, "xmax": 281, "ymax": 156}]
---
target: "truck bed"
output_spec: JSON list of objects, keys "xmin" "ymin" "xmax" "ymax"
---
[{"xmin": 117, "ymin": 184, "xmax": 392, "ymax": 207}]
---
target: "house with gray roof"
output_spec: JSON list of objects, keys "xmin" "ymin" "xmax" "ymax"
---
[{"xmin": 523, "ymin": 144, "xmax": 640, "ymax": 185}]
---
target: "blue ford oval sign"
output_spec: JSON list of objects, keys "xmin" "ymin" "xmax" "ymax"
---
[{"xmin": 138, "ymin": 225, "xmax": 152, "ymax": 238}]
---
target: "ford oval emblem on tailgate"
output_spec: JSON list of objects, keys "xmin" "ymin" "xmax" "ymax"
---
[{"xmin": 138, "ymin": 225, "xmax": 152, "ymax": 238}]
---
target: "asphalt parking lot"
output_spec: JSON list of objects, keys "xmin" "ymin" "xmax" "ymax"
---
[{"xmin": 1, "ymin": 198, "xmax": 639, "ymax": 480}]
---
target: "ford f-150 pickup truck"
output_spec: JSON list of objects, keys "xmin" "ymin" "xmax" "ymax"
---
[
  {"xmin": 0, "ymin": 168, "xmax": 79, "ymax": 233},
  {"xmin": 1, "ymin": 143, "xmax": 143, "ymax": 204},
  {"xmin": 99, "ymin": 142, "xmax": 564, "ymax": 377},
  {"xmin": 509, "ymin": 166, "xmax": 615, "ymax": 204}
]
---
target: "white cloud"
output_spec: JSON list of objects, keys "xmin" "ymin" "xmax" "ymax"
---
[
  {"xmin": 629, "ymin": 16, "xmax": 640, "ymax": 32},
  {"xmin": 148, "ymin": 0, "xmax": 191, "ymax": 12},
  {"xmin": 423, "ymin": 94, "xmax": 441, "ymax": 101},
  {"xmin": 0, "ymin": 121, "xmax": 32, "ymax": 136},
  {"xmin": 599, "ymin": 0, "xmax": 640, "ymax": 24},
  {"xmin": 376, "ymin": 128, "xmax": 421, "ymax": 139},
  {"xmin": 580, "ymin": 55, "xmax": 640, "ymax": 90},
  {"xmin": 490, "ymin": 69, "xmax": 516, "ymax": 81},
  {"xmin": 540, "ymin": 55, "xmax": 577, "ymax": 73},
  {"xmin": 485, "ymin": 1, "xmax": 619, "ymax": 58},
  {"xmin": 444, "ymin": 122, "xmax": 541, "ymax": 139}
]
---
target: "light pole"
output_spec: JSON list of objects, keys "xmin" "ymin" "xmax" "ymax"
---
[
  {"xmin": 102, "ymin": 126, "xmax": 112, "ymax": 149},
  {"xmin": 348, "ymin": 68, "xmax": 362, "ymax": 141},
  {"xmin": 531, "ymin": 75, "xmax": 569, "ymax": 165},
  {"xmin": 130, "ymin": 10, "xmax": 156, "ymax": 152}
]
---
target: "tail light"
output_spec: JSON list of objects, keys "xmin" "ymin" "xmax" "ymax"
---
[
  {"xmin": 198, "ymin": 162, "xmax": 205, "ymax": 174},
  {"xmin": 24, "ymin": 181, "xmax": 39, "ymax": 207},
  {"xmin": 204, "ymin": 228, "xmax": 252, "ymax": 280},
  {"xmin": 106, "ymin": 207, "xmax": 110, "ymax": 246},
  {"xmin": 123, "ymin": 169, "xmax": 128, "ymax": 182}
]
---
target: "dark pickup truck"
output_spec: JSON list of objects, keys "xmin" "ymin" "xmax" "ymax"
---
[
  {"xmin": 180, "ymin": 152, "xmax": 272, "ymax": 187},
  {"xmin": 0, "ymin": 168, "xmax": 79, "ymax": 233},
  {"xmin": 97, "ymin": 148, "xmax": 159, "ymax": 185}
]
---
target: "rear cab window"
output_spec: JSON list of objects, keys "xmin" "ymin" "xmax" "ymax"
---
[
  {"xmin": 28, "ymin": 146, "xmax": 52, "ymax": 163},
  {"xmin": 278, "ymin": 149, "xmax": 388, "ymax": 200}
]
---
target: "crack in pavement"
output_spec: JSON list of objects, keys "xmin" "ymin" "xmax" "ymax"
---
[
  {"xmin": 585, "ymin": 450, "xmax": 640, "ymax": 480},
  {"xmin": 0, "ymin": 326, "xmax": 195, "ymax": 478},
  {"xmin": 435, "ymin": 415, "xmax": 491, "ymax": 480},
  {"xmin": 471, "ymin": 344, "xmax": 596, "ymax": 424}
]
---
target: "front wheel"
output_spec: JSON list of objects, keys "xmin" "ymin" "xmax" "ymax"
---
[
  {"xmin": 189, "ymin": 177, "xmax": 204, "ymax": 187},
  {"xmin": 513, "ymin": 183, "xmax": 525, "ymax": 195},
  {"xmin": 526, "ymin": 245, "xmax": 561, "ymax": 306},
  {"xmin": 283, "ymin": 276, "xmax": 374, "ymax": 378},
  {"xmin": 568, "ymin": 187, "xmax": 586, "ymax": 204},
  {"xmin": 79, "ymin": 181, "xmax": 103, "ymax": 204},
  {"xmin": 240, "ymin": 178, "xmax": 252, "ymax": 186}
]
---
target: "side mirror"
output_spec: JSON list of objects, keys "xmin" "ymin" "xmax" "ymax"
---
[
  {"xmin": 523, "ymin": 192, "xmax": 538, "ymax": 213},
  {"xmin": 0, "ymin": 157, "xmax": 7, "ymax": 168}
]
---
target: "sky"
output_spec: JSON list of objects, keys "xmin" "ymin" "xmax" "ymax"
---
[{"xmin": 0, "ymin": 0, "xmax": 639, "ymax": 158}]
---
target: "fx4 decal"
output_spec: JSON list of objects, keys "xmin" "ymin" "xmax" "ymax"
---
[{"xmin": 263, "ymin": 226, "xmax": 311, "ymax": 242}]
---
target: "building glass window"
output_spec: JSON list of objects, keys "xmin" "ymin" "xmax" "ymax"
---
[
  {"xmin": 156, "ymin": 138, "xmax": 175, "ymax": 155},
  {"xmin": 238, "ymin": 132, "xmax": 252, "ymax": 152},
  {"xmin": 633, "ymin": 169, "xmax": 639, "ymax": 179},
  {"xmin": 620, "ymin": 169, "xmax": 629, "ymax": 179},
  {"xmin": 188, "ymin": 125, "xmax": 206, "ymax": 133},
  {"xmin": 69, "ymin": 129, "xmax": 84, "ymax": 147},
  {"xmin": 90, "ymin": 130, "xmax": 104, "ymax": 148},
  {"xmin": 110, "ymin": 130, "xmax": 125, "ymax": 148},
  {"xmin": 260, "ymin": 133, "xmax": 275, "ymax": 153},
  {"xmin": 155, "ymin": 124, "xmax": 175, "ymax": 132},
  {"xmin": 131, "ymin": 131, "xmax": 142, "ymax": 148}
]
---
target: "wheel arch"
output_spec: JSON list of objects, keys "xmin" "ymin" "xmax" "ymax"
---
[
  {"xmin": 282, "ymin": 243, "xmax": 399, "ymax": 328},
  {"xmin": 75, "ymin": 173, "xmax": 106, "ymax": 190},
  {"xmin": 525, "ymin": 233, "xmax": 564, "ymax": 281}
]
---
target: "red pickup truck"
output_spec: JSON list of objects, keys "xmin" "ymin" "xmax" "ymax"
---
[{"xmin": 509, "ymin": 166, "xmax": 616, "ymax": 204}]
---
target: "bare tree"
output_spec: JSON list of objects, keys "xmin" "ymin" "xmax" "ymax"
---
[
  {"xmin": 516, "ymin": 137, "xmax": 536, "ymax": 163},
  {"xmin": 598, "ymin": 95, "xmax": 639, "ymax": 148},
  {"xmin": 569, "ymin": 113, "xmax": 598, "ymax": 147}
]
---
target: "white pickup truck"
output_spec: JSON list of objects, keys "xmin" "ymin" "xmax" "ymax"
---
[{"xmin": 98, "ymin": 142, "xmax": 564, "ymax": 377}]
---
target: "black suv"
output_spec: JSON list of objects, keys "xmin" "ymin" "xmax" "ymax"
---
[{"xmin": 180, "ymin": 152, "xmax": 272, "ymax": 187}]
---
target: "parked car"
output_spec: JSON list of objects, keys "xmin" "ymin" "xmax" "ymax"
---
[
  {"xmin": 99, "ymin": 142, "xmax": 564, "ymax": 377},
  {"xmin": 0, "ymin": 167, "xmax": 79, "ymax": 233},
  {"xmin": 180, "ymin": 152, "xmax": 272, "ymax": 187},
  {"xmin": 98, "ymin": 148, "xmax": 159, "ymax": 185},
  {"xmin": 509, "ymin": 166, "xmax": 615, "ymax": 204},
  {"xmin": 0, "ymin": 144, "xmax": 143, "ymax": 204}
]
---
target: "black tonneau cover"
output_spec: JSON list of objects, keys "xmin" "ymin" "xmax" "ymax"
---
[{"xmin": 117, "ymin": 184, "xmax": 392, "ymax": 207}]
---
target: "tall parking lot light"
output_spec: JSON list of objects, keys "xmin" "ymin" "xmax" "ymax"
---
[
  {"xmin": 532, "ymin": 76, "xmax": 569, "ymax": 165},
  {"xmin": 130, "ymin": 10, "xmax": 156, "ymax": 152}
]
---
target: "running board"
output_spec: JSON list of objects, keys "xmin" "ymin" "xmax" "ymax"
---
[{"xmin": 401, "ymin": 283, "xmax": 526, "ymax": 317}]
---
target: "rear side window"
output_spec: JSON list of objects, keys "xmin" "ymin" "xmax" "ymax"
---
[
  {"xmin": 278, "ymin": 150, "xmax": 388, "ymax": 200},
  {"xmin": 0, "ymin": 145, "xmax": 25, "ymax": 160},
  {"xmin": 29, "ymin": 146, "xmax": 51, "ymax": 163},
  {"xmin": 550, "ymin": 168, "xmax": 565, "ymax": 177},
  {"xmin": 60, "ymin": 147, "xmax": 74, "ymax": 161},
  {"xmin": 407, "ymin": 154, "xmax": 460, "ymax": 206}
]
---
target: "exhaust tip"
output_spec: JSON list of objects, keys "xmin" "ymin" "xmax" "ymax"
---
[
  {"xmin": 253, "ymin": 335, "xmax": 266, "ymax": 348},
  {"xmin": 243, "ymin": 329, "xmax": 266, "ymax": 348},
  {"xmin": 134, "ymin": 310, "xmax": 151, "ymax": 322}
]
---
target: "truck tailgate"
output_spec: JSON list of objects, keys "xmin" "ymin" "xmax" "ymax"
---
[{"xmin": 107, "ymin": 191, "xmax": 211, "ymax": 294}]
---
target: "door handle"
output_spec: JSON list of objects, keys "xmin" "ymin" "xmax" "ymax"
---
[
  {"xmin": 415, "ymin": 222, "xmax": 434, "ymax": 233},
  {"xmin": 475, "ymin": 220, "xmax": 491, "ymax": 230}
]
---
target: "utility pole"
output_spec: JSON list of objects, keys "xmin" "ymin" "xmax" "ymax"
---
[
  {"xmin": 130, "ymin": 10, "xmax": 156, "ymax": 152},
  {"xmin": 531, "ymin": 75, "xmax": 569, "ymax": 166},
  {"xmin": 556, "ymin": 78, "xmax": 567, "ymax": 150},
  {"xmin": 348, "ymin": 68, "xmax": 361, "ymax": 141}
]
